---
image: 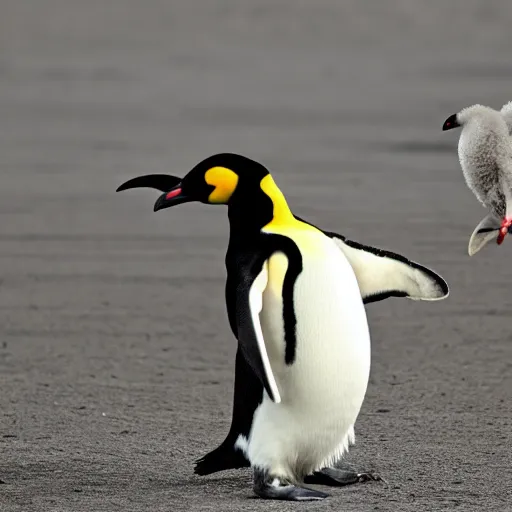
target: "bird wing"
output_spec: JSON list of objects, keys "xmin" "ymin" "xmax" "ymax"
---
[
  {"xmin": 468, "ymin": 213, "xmax": 501, "ymax": 256},
  {"xmin": 325, "ymin": 233, "xmax": 449, "ymax": 303},
  {"xmin": 234, "ymin": 256, "xmax": 281, "ymax": 403},
  {"xmin": 293, "ymin": 216, "xmax": 448, "ymax": 303},
  {"xmin": 500, "ymin": 101, "xmax": 512, "ymax": 135}
]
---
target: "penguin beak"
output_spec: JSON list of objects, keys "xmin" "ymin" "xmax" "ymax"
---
[
  {"xmin": 116, "ymin": 174, "xmax": 193, "ymax": 212},
  {"xmin": 116, "ymin": 174, "xmax": 182, "ymax": 193},
  {"xmin": 153, "ymin": 183, "xmax": 192, "ymax": 212}
]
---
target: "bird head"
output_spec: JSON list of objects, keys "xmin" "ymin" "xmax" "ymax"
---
[
  {"xmin": 442, "ymin": 104, "xmax": 499, "ymax": 131},
  {"xmin": 116, "ymin": 153, "xmax": 272, "ymax": 212}
]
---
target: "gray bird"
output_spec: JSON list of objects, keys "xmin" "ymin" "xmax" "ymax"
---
[{"xmin": 443, "ymin": 102, "xmax": 512, "ymax": 255}]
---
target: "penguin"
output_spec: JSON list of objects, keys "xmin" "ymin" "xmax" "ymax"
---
[{"xmin": 117, "ymin": 153, "xmax": 449, "ymax": 501}]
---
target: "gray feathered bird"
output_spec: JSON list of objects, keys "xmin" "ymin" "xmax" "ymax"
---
[{"xmin": 443, "ymin": 102, "xmax": 512, "ymax": 255}]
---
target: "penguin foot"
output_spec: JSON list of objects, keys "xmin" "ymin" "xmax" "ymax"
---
[
  {"xmin": 253, "ymin": 468, "xmax": 329, "ymax": 501},
  {"xmin": 304, "ymin": 466, "xmax": 383, "ymax": 487}
]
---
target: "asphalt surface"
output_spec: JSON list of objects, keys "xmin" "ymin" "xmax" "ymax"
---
[{"xmin": 1, "ymin": 1, "xmax": 511, "ymax": 511}]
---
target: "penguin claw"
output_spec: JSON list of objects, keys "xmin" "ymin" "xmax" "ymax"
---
[
  {"xmin": 357, "ymin": 472, "xmax": 387, "ymax": 485},
  {"xmin": 304, "ymin": 467, "xmax": 385, "ymax": 487},
  {"xmin": 253, "ymin": 469, "xmax": 329, "ymax": 501},
  {"xmin": 256, "ymin": 485, "xmax": 329, "ymax": 501}
]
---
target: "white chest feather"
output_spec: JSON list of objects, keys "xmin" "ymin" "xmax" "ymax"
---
[
  {"xmin": 244, "ymin": 230, "xmax": 371, "ymax": 479},
  {"xmin": 260, "ymin": 231, "xmax": 371, "ymax": 406}
]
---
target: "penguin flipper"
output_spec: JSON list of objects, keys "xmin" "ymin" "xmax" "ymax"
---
[
  {"xmin": 293, "ymin": 216, "xmax": 448, "ymax": 303},
  {"xmin": 196, "ymin": 246, "xmax": 291, "ymax": 476},
  {"xmin": 325, "ymin": 232, "xmax": 449, "ymax": 303},
  {"xmin": 236, "ymin": 259, "xmax": 281, "ymax": 403},
  {"xmin": 468, "ymin": 213, "xmax": 501, "ymax": 256}
]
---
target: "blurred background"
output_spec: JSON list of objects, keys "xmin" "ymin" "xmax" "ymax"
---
[{"xmin": 1, "ymin": 1, "xmax": 511, "ymax": 511}]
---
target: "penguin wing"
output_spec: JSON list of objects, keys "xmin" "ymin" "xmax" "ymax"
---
[
  {"xmin": 293, "ymin": 215, "xmax": 448, "ymax": 303},
  {"xmin": 235, "ymin": 259, "xmax": 281, "ymax": 404},
  {"xmin": 325, "ymin": 232, "xmax": 449, "ymax": 303}
]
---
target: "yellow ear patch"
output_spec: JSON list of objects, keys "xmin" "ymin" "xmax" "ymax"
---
[{"xmin": 205, "ymin": 166, "xmax": 239, "ymax": 204}]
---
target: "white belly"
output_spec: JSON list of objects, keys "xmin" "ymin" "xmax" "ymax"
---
[{"xmin": 244, "ymin": 232, "xmax": 371, "ymax": 480}]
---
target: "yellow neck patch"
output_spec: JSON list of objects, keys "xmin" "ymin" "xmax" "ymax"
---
[
  {"xmin": 260, "ymin": 174, "xmax": 319, "ymax": 233},
  {"xmin": 205, "ymin": 166, "xmax": 239, "ymax": 204},
  {"xmin": 260, "ymin": 174, "xmax": 295, "ymax": 225}
]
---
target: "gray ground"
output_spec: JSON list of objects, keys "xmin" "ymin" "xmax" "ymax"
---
[{"xmin": 1, "ymin": 1, "xmax": 511, "ymax": 511}]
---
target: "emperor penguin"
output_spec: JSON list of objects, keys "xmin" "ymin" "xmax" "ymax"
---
[{"xmin": 117, "ymin": 153, "xmax": 449, "ymax": 501}]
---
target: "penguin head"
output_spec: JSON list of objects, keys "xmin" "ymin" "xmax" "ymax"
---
[{"xmin": 116, "ymin": 153, "xmax": 271, "ymax": 212}]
